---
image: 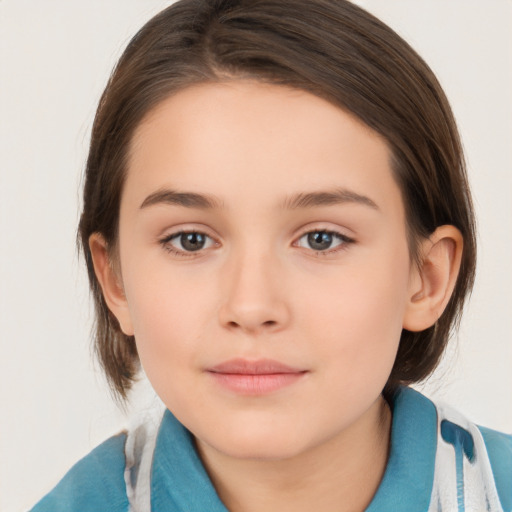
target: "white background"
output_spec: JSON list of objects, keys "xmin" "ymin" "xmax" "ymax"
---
[{"xmin": 1, "ymin": 1, "xmax": 511, "ymax": 510}]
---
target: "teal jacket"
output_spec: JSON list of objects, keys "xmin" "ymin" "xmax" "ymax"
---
[{"xmin": 31, "ymin": 387, "xmax": 512, "ymax": 512}]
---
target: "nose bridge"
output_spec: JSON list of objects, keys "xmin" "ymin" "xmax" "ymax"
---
[
  {"xmin": 218, "ymin": 237, "xmax": 290, "ymax": 333},
  {"xmin": 228, "ymin": 243, "xmax": 275, "ymax": 297}
]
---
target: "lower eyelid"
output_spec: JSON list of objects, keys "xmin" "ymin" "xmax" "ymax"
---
[
  {"xmin": 158, "ymin": 230, "xmax": 216, "ymax": 255},
  {"xmin": 159, "ymin": 229, "xmax": 354, "ymax": 256},
  {"xmin": 295, "ymin": 230, "xmax": 354, "ymax": 248}
]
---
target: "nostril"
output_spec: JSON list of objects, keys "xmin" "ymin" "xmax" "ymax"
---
[{"xmin": 224, "ymin": 318, "xmax": 279, "ymax": 333}]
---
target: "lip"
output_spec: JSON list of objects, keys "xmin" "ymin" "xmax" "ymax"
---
[
  {"xmin": 206, "ymin": 358, "xmax": 308, "ymax": 395},
  {"xmin": 209, "ymin": 358, "xmax": 305, "ymax": 375}
]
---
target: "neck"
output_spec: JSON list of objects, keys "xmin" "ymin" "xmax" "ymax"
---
[{"xmin": 196, "ymin": 396, "xmax": 392, "ymax": 512}]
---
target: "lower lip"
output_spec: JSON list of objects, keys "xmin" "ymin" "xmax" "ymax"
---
[{"xmin": 208, "ymin": 372, "xmax": 307, "ymax": 395}]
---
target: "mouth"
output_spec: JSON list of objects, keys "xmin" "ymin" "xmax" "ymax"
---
[{"xmin": 206, "ymin": 358, "xmax": 308, "ymax": 395}]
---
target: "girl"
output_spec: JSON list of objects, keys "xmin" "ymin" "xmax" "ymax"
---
[{"xmin": 30, "ymin": 1, "xmax": 511, "ymax": 511}]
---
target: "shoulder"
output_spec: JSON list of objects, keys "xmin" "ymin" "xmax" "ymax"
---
[
  {"xmin": 386, "ymin": 387, "xmax": 512, "ymax": 512},
  {"xmin": 478, "ymin": 425, "xmax": 512, "ymax": 512},
  {"xmin": 425, "ymin": 390, "xmax": 512, "ymax": 512},
  {"xmin": 30, "ymin": 433, "xmax": 129, "ymax": 512}
]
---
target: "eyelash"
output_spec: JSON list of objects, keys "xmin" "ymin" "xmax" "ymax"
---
[{"xmin": 159, "ymin": 229, "xmax": 355, "ymax": 258}]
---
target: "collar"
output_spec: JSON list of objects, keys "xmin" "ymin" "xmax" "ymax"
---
[
  {"xmin": 151, "ymin": 386, "xmax": 437, "ymax": 511},
  {"xmin": 151, "ymin": 410, "xmax": 228, "ymax": 511},
  {"xmin": 366, "ymin": 386, "xmax": 437, "ymax": 511}
]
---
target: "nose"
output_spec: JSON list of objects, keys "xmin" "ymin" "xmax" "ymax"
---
[{"xmin": 217, "ymin": 247, "xmax": 291, "ymax": 335}]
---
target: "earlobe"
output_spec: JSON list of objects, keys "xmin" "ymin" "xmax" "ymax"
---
[
  {"xmin": 88, "ymin": 233, "xmax": 134, "ymax": 336},
  {"xmin": 403, "ymin": 225, "xmax": 463, "ymax": 332}
]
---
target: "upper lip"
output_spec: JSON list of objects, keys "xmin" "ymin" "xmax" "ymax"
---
[{"xmin": 207, "ymin": 358, "xmax": 306, "ymax": 375}]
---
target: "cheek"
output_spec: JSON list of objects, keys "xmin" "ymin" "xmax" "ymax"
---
[
  {"xmin": 122, "ymin": 266, "xmax": 214, "ymax": 376},
  {"xmin": 299, "ymin": 248, "xmax": 410, "ymax": 373}
]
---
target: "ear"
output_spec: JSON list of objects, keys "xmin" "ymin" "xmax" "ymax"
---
[
  {"xmin": 403, "ymin": 225, "xmax": 463, "ymax": 332},
  {"xmin": 89, "ymin": 233, "xmax": 134, "ymax": 336}
]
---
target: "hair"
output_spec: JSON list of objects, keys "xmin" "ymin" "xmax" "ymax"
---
[{"xmin": 78, "ymin": 0, "xmax": 476, "ymax": 401}]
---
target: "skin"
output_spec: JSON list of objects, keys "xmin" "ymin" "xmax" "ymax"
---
[{"xmin": 90, "ymin": 81, "xmax": 463, "ymax": 512}]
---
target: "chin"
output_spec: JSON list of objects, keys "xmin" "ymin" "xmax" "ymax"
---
[
  {"xmin": 198, "ymin": 421, "xmax": 312, "ymax": 461},
  {"xmin": 213, "ymin": 437, "xmax": 304, "ymax": 461}
]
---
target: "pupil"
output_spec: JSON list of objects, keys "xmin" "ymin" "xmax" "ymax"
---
[
  {"xmin": 308, "ymin": 232, "xmax": 332, "ymax": 250},
  {"xmin": 181, "ymin": 233, "xmax": 205, "ymax": 251}
]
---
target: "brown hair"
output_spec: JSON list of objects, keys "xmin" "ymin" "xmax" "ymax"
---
[{"xmin": 78, "ymin": 0, "xmax": 476, "ymax": 401}]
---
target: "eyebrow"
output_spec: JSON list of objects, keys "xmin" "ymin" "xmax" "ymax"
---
[
  {"xmin": 139, "ymin": 187, "xmax": 379, "ymax": 211},
  {"xmin": 140, "ymin": 189, "xmax": 225, "ymax": 210},
  {"xmin": 280, "ymin": 188, "xmax": 379, "ymax": 211}
]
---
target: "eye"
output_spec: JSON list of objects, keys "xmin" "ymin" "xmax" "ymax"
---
[
  {"xmin": 160, "ymin": 230, "xmax": 216, "ymax": 256},
  {"xmin": 296, "ymin": 230, "xmax": 354, "ymax": 253}
]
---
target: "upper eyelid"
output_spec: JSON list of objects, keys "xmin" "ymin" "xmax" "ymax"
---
[
  {"xmin": 160, "ymin": 227, "xmax": 216, "ymax": 242},
  {"xmin": 160, "ymin": 225, "xmax": 350, "ymax": 240},
  {"xmin": 297, "ymin": 227, "xmax": 350, "ymax": 237},
  {"xmin": 160, "ymin": 230, "xmax": 217, "ymax": 257},
  {"xmin": 295, "ymin": 225, "xmax": 354, "ymax": 243},
  {"xmin": 294, "ymin": 230, "xmax": 353, "ymax": 249},
  {"xmin": 162, "ymin": 230, "xmax": 217, "ymax": 247},
  {"xmin": 160, "ymin": 226, "xmax": 353, "ymax": 252}
]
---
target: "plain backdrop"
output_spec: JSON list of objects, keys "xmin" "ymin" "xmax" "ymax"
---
[{"xmin": 1, "ymin": 1, "xmax": 511, "ymax": 510}]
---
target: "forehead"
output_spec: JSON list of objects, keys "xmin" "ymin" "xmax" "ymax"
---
[{"xmin": 124, "ymin": 80, "xmax": 402, "ymax": 218}]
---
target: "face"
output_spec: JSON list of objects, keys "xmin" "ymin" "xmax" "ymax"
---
[{"xmin": 113, "ymin": 81, "xmax": 417, "ymax": 459}]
